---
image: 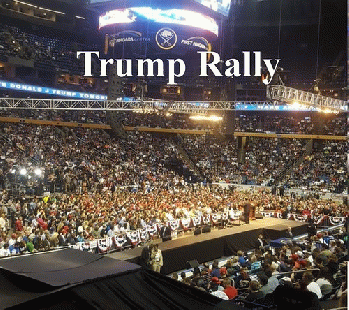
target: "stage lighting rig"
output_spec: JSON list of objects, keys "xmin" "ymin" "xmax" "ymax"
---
[{"xmin": 267, "ymin": 84, "xmax": 347, "ymax": 113}]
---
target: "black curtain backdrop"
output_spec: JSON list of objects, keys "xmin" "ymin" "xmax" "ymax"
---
[
  {"xmin": 72, "ymin": 269, "xmax": 222, "ymax": 310},
  {"xmin": 129, "ymin": 224, "xmax": 308, "ymax": 275},
  {"xmin": 9, "ymin": 269, "xmax": 226, "ymax": 310},
  {"xmin": 160, "ymin": 229, "xmax": 262, "ymax": 274}
]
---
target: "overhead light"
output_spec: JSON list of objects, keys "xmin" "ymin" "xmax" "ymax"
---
[
  {"xmin": 189, "ymin": 115, "xmax": 222, "ymax": 122},
  {"xmin": 76, "ymin": 16, "xmax": 85, "ymax": 19},
  {"xmin": 321, "ymin": 108, "xmax": 338, "ymax": 114},
  {"xmin": 19, "ymin": 168, "xmax": 27, "ymax": 175},
  {"xmin": 291, "ymin": 101, "xmax": 300, "ymax": 108},
  {"xmin": 52, "ymin": 10, "xmax": 65, "ymax": 15},
  {"xmin": 14, "ymin": 1, "xmax": 65, "ymax": 14},
  {"xmin": 34, "ymin": 168, "xmax": 42, "ymax": 176}
]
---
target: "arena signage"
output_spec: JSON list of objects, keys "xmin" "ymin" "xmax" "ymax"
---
[
  {"xmin": 156, "ymin": 28, "xmax": 177, "ymax": 50},
  {"xmin": 235, "ymin": 103, "xmax": 318, "ymax": 111},
  {"xmin": 108, "ymin": 31, "xmax": 150, "ymax": 47},
  {"xmin": 181, "ymin": 37, "xmax": 210, "ymax": 51},
  {"xmin": 0, "ymin": 80, "xmax": 107, "ymax": 100},
  {"xmin": 77, "ymin": 51, "xmax": 280, "ymax": 85}
]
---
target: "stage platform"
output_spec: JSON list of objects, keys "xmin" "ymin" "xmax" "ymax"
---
[{"xmin": 107, "ymin": 218, "xmax": 307, "ymax": 275}]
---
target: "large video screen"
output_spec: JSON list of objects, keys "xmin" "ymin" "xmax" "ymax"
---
[
  {"xmin": 193, "ymin": 0, "xmax": 232, "ymax": 16},
  {"xmin": 99, "ymin": 7, "xmax": 219, "ymax": 36}
]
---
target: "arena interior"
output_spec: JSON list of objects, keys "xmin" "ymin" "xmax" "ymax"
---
[{"xmin": 0, "ymin": 0, "xmax": 347, "ymax": 309}]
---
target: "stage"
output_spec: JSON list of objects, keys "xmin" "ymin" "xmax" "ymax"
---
[{"xmin": 107, "ymin": 218, "xmax": 308, "ymax": 275}]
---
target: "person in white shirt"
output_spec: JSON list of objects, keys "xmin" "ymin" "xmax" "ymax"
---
[
  {"xmin": 303, "ymin": 271, "xmax": 322, "ymax": 299},
  {"xmin": 316, "ymin": 268, "xmax": 333, "ymax": 297},
  {"xmin": 210, "ymin": 279, "xmax": 229, "ymax": 300},
  {"xmin": 211, "ymin": 289, "xmax": 229, "ymax": 300},
  {"xmin": 0, "ymin": 214, "xmax": 8, "ymax": 232}
]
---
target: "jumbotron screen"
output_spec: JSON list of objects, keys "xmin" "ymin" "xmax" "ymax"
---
[
  {"xmin": 193, "ymin": 0, "xmax": 231, "ymax": 16},
  {"xmin": 99, "ymin": 7, "xmax": 219, "ymax": 36},
  {"xmin": 97, "ymin": 1, "xmax": 221, "ymax": 80},
  {"xmin": 91, "ymin": 0, "xmax": 231, "ymax": 17}
]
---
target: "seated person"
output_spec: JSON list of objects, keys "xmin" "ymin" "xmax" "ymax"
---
[
  {"xmin": 250, "ymin": 255, "xmax": 262, "ymax": 274},
  {"xmin": 222, "ymin": 278, "xmax": 238, "ymax": 300},
  {"xmin": 210, "ymin": 260, "xmax": 221, "ymax": 278},
  {"xmin": 237, "ymin": 250, "xmax": 250, "ymax": 268},
  {"xmin": 245, "ymin": 280, "xmax": 265, "ymax": 302},
  {"xmin": 274, "ymin": 282, "xmax": 321, "ymax": 310},
  {"xmin": 315, "ymin": 267, "xmax": 333, "ymax": 297},
  {"xmin": 263, "ymin": 267, "xmax": 280, "ymax": 294},
  {"xmin": 303, "ymin": 271, "xmax": 322, "ymax": 299},
  {"xmin": 210, "ymin": 278, "xmax": 228, "ymax": 300},
  {"xmin": 258, "ymin": 274, "xmax": 270, "ymax": 296},
  {"xmin": 234, "ymin": 267, "xmax": 251, "ymax": 290}
]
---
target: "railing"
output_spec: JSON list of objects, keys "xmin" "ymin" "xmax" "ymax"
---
[
  {"xmin": 0, "ymin": 98, "xmax": 235, "ymax": 113},
  {"xmin": 261, "ymin": 211, "xmax": 347, "ymax": 226},
  {"xmin": 1, "ymin": 211, "xmax": 345, "ymax": 258},
  {"xmin": 1, "ymin": 211, "xmax": 241, "ymax": 257}
]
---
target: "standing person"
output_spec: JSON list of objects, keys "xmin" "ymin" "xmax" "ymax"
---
[
  {"xmin": 140, "ymin": 243, "xmax": 152, "ymax": 268},
  {"xmin": 307, "ymin": 219, "xmax": 317, "ymax": 240},
  {"xmin": 255, "ymin": 234, "xmax": 269, "ymax": 252},
  {"xmin": 160, "ymin": 224, "xmax": 172, "ymax": 242},
  {"xmin": 279, "ymin": 186, "xmax": 285, "ymax": 197},
  {"xmin": 285, "ymin": 227, "xmax": 293, "ymax": 240},
  {"xmin": 0, "ymin": 169, "xmax": 5, "ymax": 190},
  {"xmin": 150, "ymin": 244, "xmax": 163, "ymax": 273},
  {"xmin": 243, "ymin": 201, "xmax": 251, "ymax": 224}
]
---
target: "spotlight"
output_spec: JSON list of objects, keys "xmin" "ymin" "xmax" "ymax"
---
[
  {"xmin": 291, "ymin": 101, "xmax": 300, "ymax": 108},
  {"xmin": 11, "ymin": 169, "xmax": 16, "ymax": 174},
  {"xmin": 34, "ymin": 168, "xmax": 42, "ymax": 176},
  {"xmin": 19, "ymin": 168, "xmax": 27, "ymax": 176},
  {"xmin": 189, "ymin": 115, "xmax": 223, "ymax": 122},
  {"xmin": 321, "ymin": 108, "xmax": 337, "ymax": 114},
  {"xmin": 262, "ymin": 74, "xmax": 269, "ymax": 85}
]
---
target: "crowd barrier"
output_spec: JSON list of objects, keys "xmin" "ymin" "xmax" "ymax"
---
[
  {"xmin": 261, "ymin": 211, "xmax": 347, "ymax": 227},
  {"xmin": 67, "ymin": 211, "xmax": 243, "ymax": 254},
  {"xmin": 69, "ymin": 212, "xmax": 347, "ymax": 255},
  {"xmin": 1, "ymin": 210, "xmax": 345, "ymax": 257}
]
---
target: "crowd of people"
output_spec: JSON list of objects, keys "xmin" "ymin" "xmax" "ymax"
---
[
  {"xmin": 0, "ymin": 179, "xmax": 347, "ymax": 256},
  {"xmin": 180, "ymin": 134, "xmax": 347, "ymax": 193},
  {"xmin": 0, "ymin": 24, "xmax": 90, "ymax": 76},
  {"xmin": 171, "ymin": 228, "xmax": 347, "ymax": 309},
  {"xmin": 0, "ymin": 122, "xmax": 185, "ymax": 194},
  {"xmin": 0, "ymin": 117, "xmax": 346, "ymax": 257},
  {"xmin": 117, "ymin": 111, "xmax": 347, "ymax": 136},
  {"xmin": 0, "ymin": 116, "xmax": 347, "ymax": 309},
  {"xmin": 235, "ymin": 113, "xmax": 347, "ymax": 136},
  {"xmin": 0, "ymin": 109, "xmax": 347, "ymax": 137},
  {"xmin": 284, "ymin": 141, "xmax": 347, "ymax": 193},
  {"xmin": 0, "ymin": 109, "xmax": 108, "ymax": 124},
  {"xmin": 0, "ymin": 118, "xmax": 347, "ymax": 194}
]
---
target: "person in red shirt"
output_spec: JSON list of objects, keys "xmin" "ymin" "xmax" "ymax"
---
[
  {"xmin": 15, "ymin": 217, "xmax": 23, "ymax": 232},
  {"xmin": 222, "ymin": 278, "xmax": 238, "ymax": 299},
  {"xmin": 37, "ymin": 217, "xmax": 48, "ymax": 230}
]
